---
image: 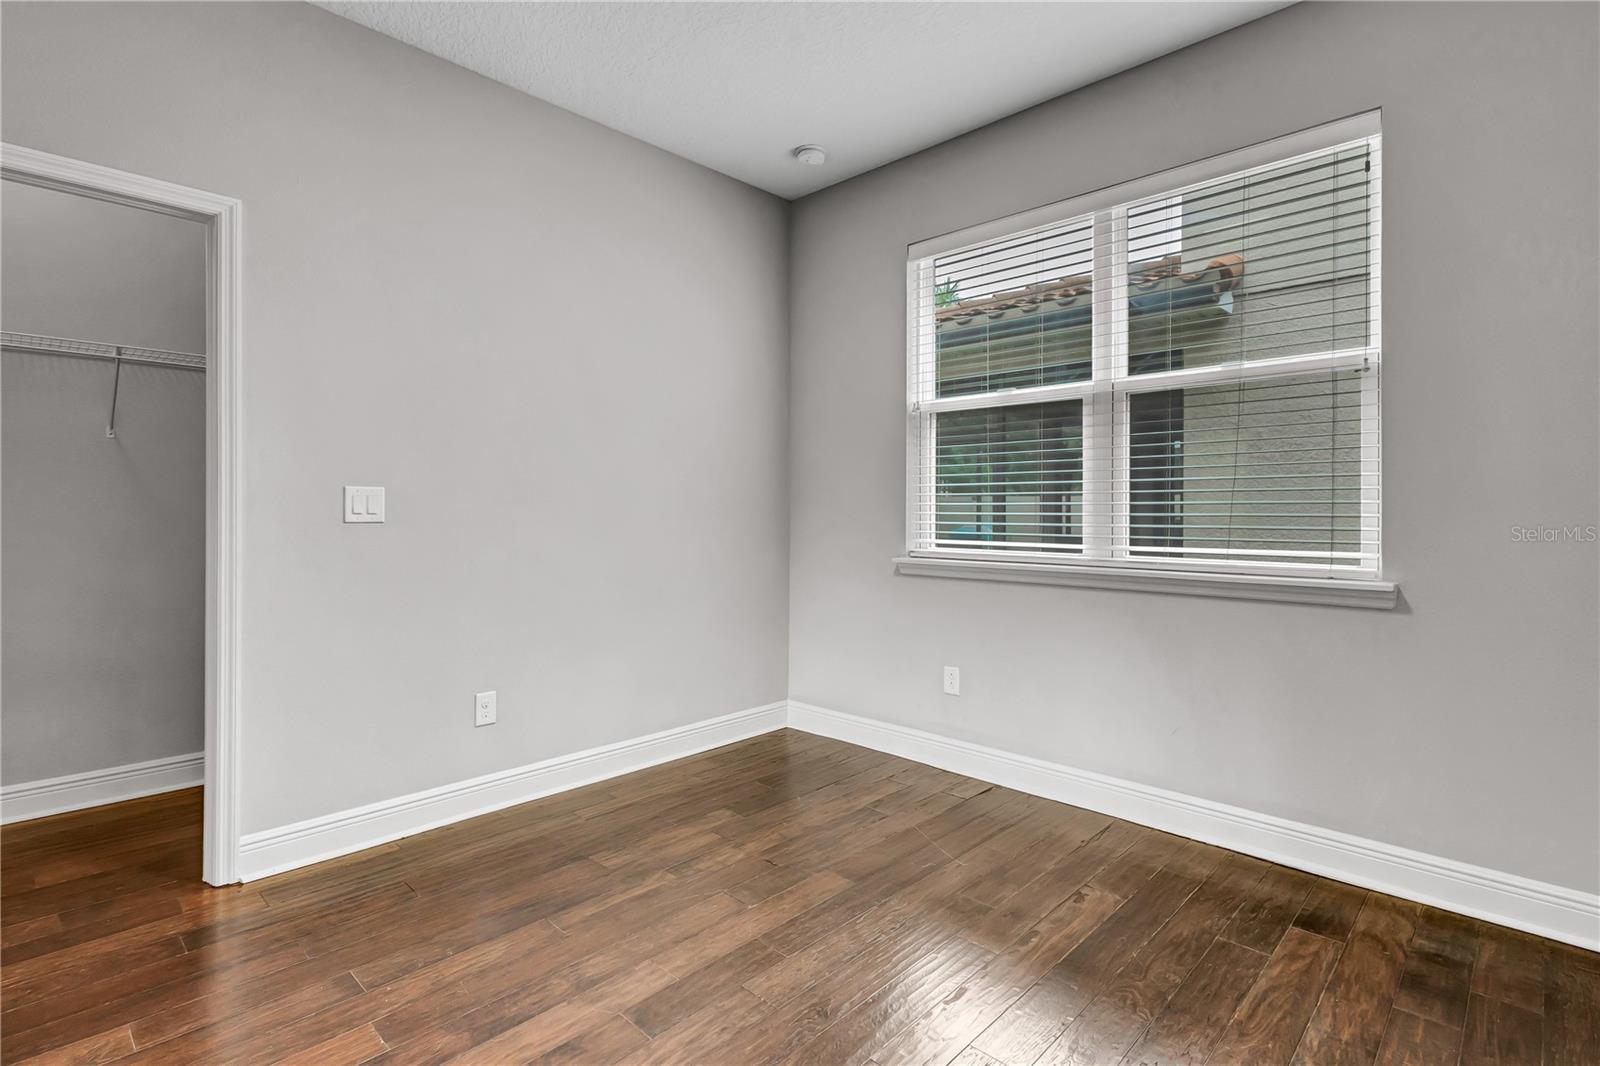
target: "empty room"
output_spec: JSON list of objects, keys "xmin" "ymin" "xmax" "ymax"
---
[{"xmin": 1, "ymin": 2, "xmax": 1595, "ymax": 1064}]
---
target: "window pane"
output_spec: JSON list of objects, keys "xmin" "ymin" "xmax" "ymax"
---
[
  {"xmin": 932, "ymin": 218, "xmax": 1093, "ymax": 397},
  {"xmin": 1127, "ymin": 371, "xmax": 1370, "ymax": 565},
  {"xmin": 1128, "ymin": 143, "xmax": 1375, "ymax": 375},
  {"xmin": 934, "ymin": 401, "xmax": 1083, "ymax": 550},
  {"xmin": 1128, "ymin": 384, "xmax": 1185, "ymax": 549}
]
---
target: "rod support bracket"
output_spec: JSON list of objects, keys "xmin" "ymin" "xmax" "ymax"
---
[{"xmin": 105, "ymin": 352, "xmax": 123, "ymax": 439}]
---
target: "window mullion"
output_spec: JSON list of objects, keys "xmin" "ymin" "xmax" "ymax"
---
[
  {"xmin": 915, "ymin": 380, "xmax": 1095, "ymax": 415},
  {"xmin": 1085, "ymin": 208, "xmax": 1127, "ymax": 558},
  {"xmin": 1117, "ymin": 347, "xmax": 1374, "ymax": 394}
]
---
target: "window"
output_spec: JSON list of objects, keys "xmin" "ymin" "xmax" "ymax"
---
[{"xmin": 905, "ymin": 115, "xmax": 1384, "ymax": 600}]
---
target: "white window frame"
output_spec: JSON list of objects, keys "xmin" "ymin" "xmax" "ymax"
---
[{"xmin": 898, "ymin": 112, "xmax": 1395, "ymax": 609}]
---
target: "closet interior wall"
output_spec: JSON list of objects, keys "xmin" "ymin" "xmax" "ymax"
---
[{"xmin": 1, "ymin": 180, "xmax": 208, "ymax": 792}]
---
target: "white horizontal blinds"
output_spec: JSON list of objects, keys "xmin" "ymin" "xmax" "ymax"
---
[
  {"xmin": 932, "ymin": 402, "xmax": 1084, "ymax": 551},
  {"xmin": 1122, "ymin": 372, "xmax": 1376, "ymax": 568},
  {"xmin": 908, "ymin": 124, "xmax": 1382, "ymax": 577},
  {"xmin": 1125, "ymin": 142, "xmax": 1376, "ymax": 375},
  {"xmin": 924, "ymin": 215, "xmax": 1095, "ymax": 399},
  {"xmin": 1116, "ymin": 136, "xmax": 1380, "ymax": 574},
  {"xmin": 912, "ymin": 214, "xmax": 1095, "ymax": 553}
]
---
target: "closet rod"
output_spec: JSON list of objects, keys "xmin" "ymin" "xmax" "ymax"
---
[{"xmin": 1, "ymin": 330, "xmax": 206, "ymax": 371}]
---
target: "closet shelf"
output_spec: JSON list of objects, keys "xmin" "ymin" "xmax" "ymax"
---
[{"xmin": 1, "ymin": 330, "xmax": 205, "ymax": 371}]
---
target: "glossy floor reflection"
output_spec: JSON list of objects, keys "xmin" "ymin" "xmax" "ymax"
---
[{"xmin": 2, "ymin": 730, "xmax": 1596, "ymax": 1064}]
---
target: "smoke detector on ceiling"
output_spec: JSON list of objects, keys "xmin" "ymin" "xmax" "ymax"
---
[{"xmin": 792, "ymin": 144, "xmax": 827, "ymax": 166}]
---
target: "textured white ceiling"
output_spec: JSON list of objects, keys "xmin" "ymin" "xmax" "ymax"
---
[{"xmin": 317, "ymin": 2, "xmax": 1291, "ymax": 199}]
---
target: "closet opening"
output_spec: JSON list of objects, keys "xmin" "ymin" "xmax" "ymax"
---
[{"xmin": 1, "ymin": 146, "xmax": 242, "ymax": 886}]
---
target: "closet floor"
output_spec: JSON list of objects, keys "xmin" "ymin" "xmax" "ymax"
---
[{"xmin": 2, "ymin": 730, "xmax": 1596, "ymax": 1065}]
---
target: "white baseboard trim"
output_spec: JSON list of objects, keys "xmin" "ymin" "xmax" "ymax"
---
[
  {"xmin": 787, "ymin": 701, "xmax": 1600, "ymax": 952},
  {"xmin": 1, "ymin": 752, "xmax": 204, "ymax": 825},
  {"xmin": 237, "ymin": 701, "xmax": 788, "ymax": 882},
  {"xmin": 226, "ymin": 696, "xmax": 1598, "ymax": 949}
]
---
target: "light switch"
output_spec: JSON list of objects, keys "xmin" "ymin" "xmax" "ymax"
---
[{"xmin": 344, "ymin": 485, "xmax": 385, "ymax": 523}]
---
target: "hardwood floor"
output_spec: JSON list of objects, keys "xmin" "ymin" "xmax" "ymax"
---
[{"xmin": 2, "ymin": 730, "xmax": 1595, "ymax": 1065}]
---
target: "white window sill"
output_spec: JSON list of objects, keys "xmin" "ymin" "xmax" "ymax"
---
[{"xmin": 893, "ymin": 556, "xmax": 1398, "ymax": 610}]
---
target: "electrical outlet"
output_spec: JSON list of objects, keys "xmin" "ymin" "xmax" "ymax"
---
[
  {"xmin": 943, "ymin": 666, "xmax": 960, "ymax": 696},
  {"xmin": 474, "ymin": 690, "xmax": 497, "ymax": 727}
]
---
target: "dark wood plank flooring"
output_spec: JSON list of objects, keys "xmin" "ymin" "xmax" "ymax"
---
[{"xmin": 2, "ymin": 730, "xmax": 1595, "ymax": 1065}]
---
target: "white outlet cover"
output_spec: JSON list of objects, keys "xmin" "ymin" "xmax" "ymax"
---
[
  {"xmin": 943, "ymin": 666, "xmax": 960, "ymax": 696},
  {"xmin": 474, "ymin": 690, "xmax": 497, "ymax": 727}
]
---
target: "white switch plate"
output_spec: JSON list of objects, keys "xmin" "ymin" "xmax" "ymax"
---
[
  {"xmin": 943, "ymin": 666, "xmax": 960, "ymax": 696},
  {"xmin": 474, "ymin": 690, "xmax": 497, "ymax": 727},
  {"xmin": 344, "ymin": 485, "xmax": 385, "ymax": 523}
]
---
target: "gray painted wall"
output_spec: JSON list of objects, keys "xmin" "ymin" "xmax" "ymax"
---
[
  {"xmin": 2, "ymin": 182, "xmax": 206, "ymax": 353},
  {"xmin": 2, "ymin": 1, "xmax": 791, "ymax": 833},
  {"xmin": 787, "ymin": 2, "xmax": 1600, "ymax": 894},
  {"xmin": 2, "ymin": 183, "xmax": 207, "ymax": 783}
]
